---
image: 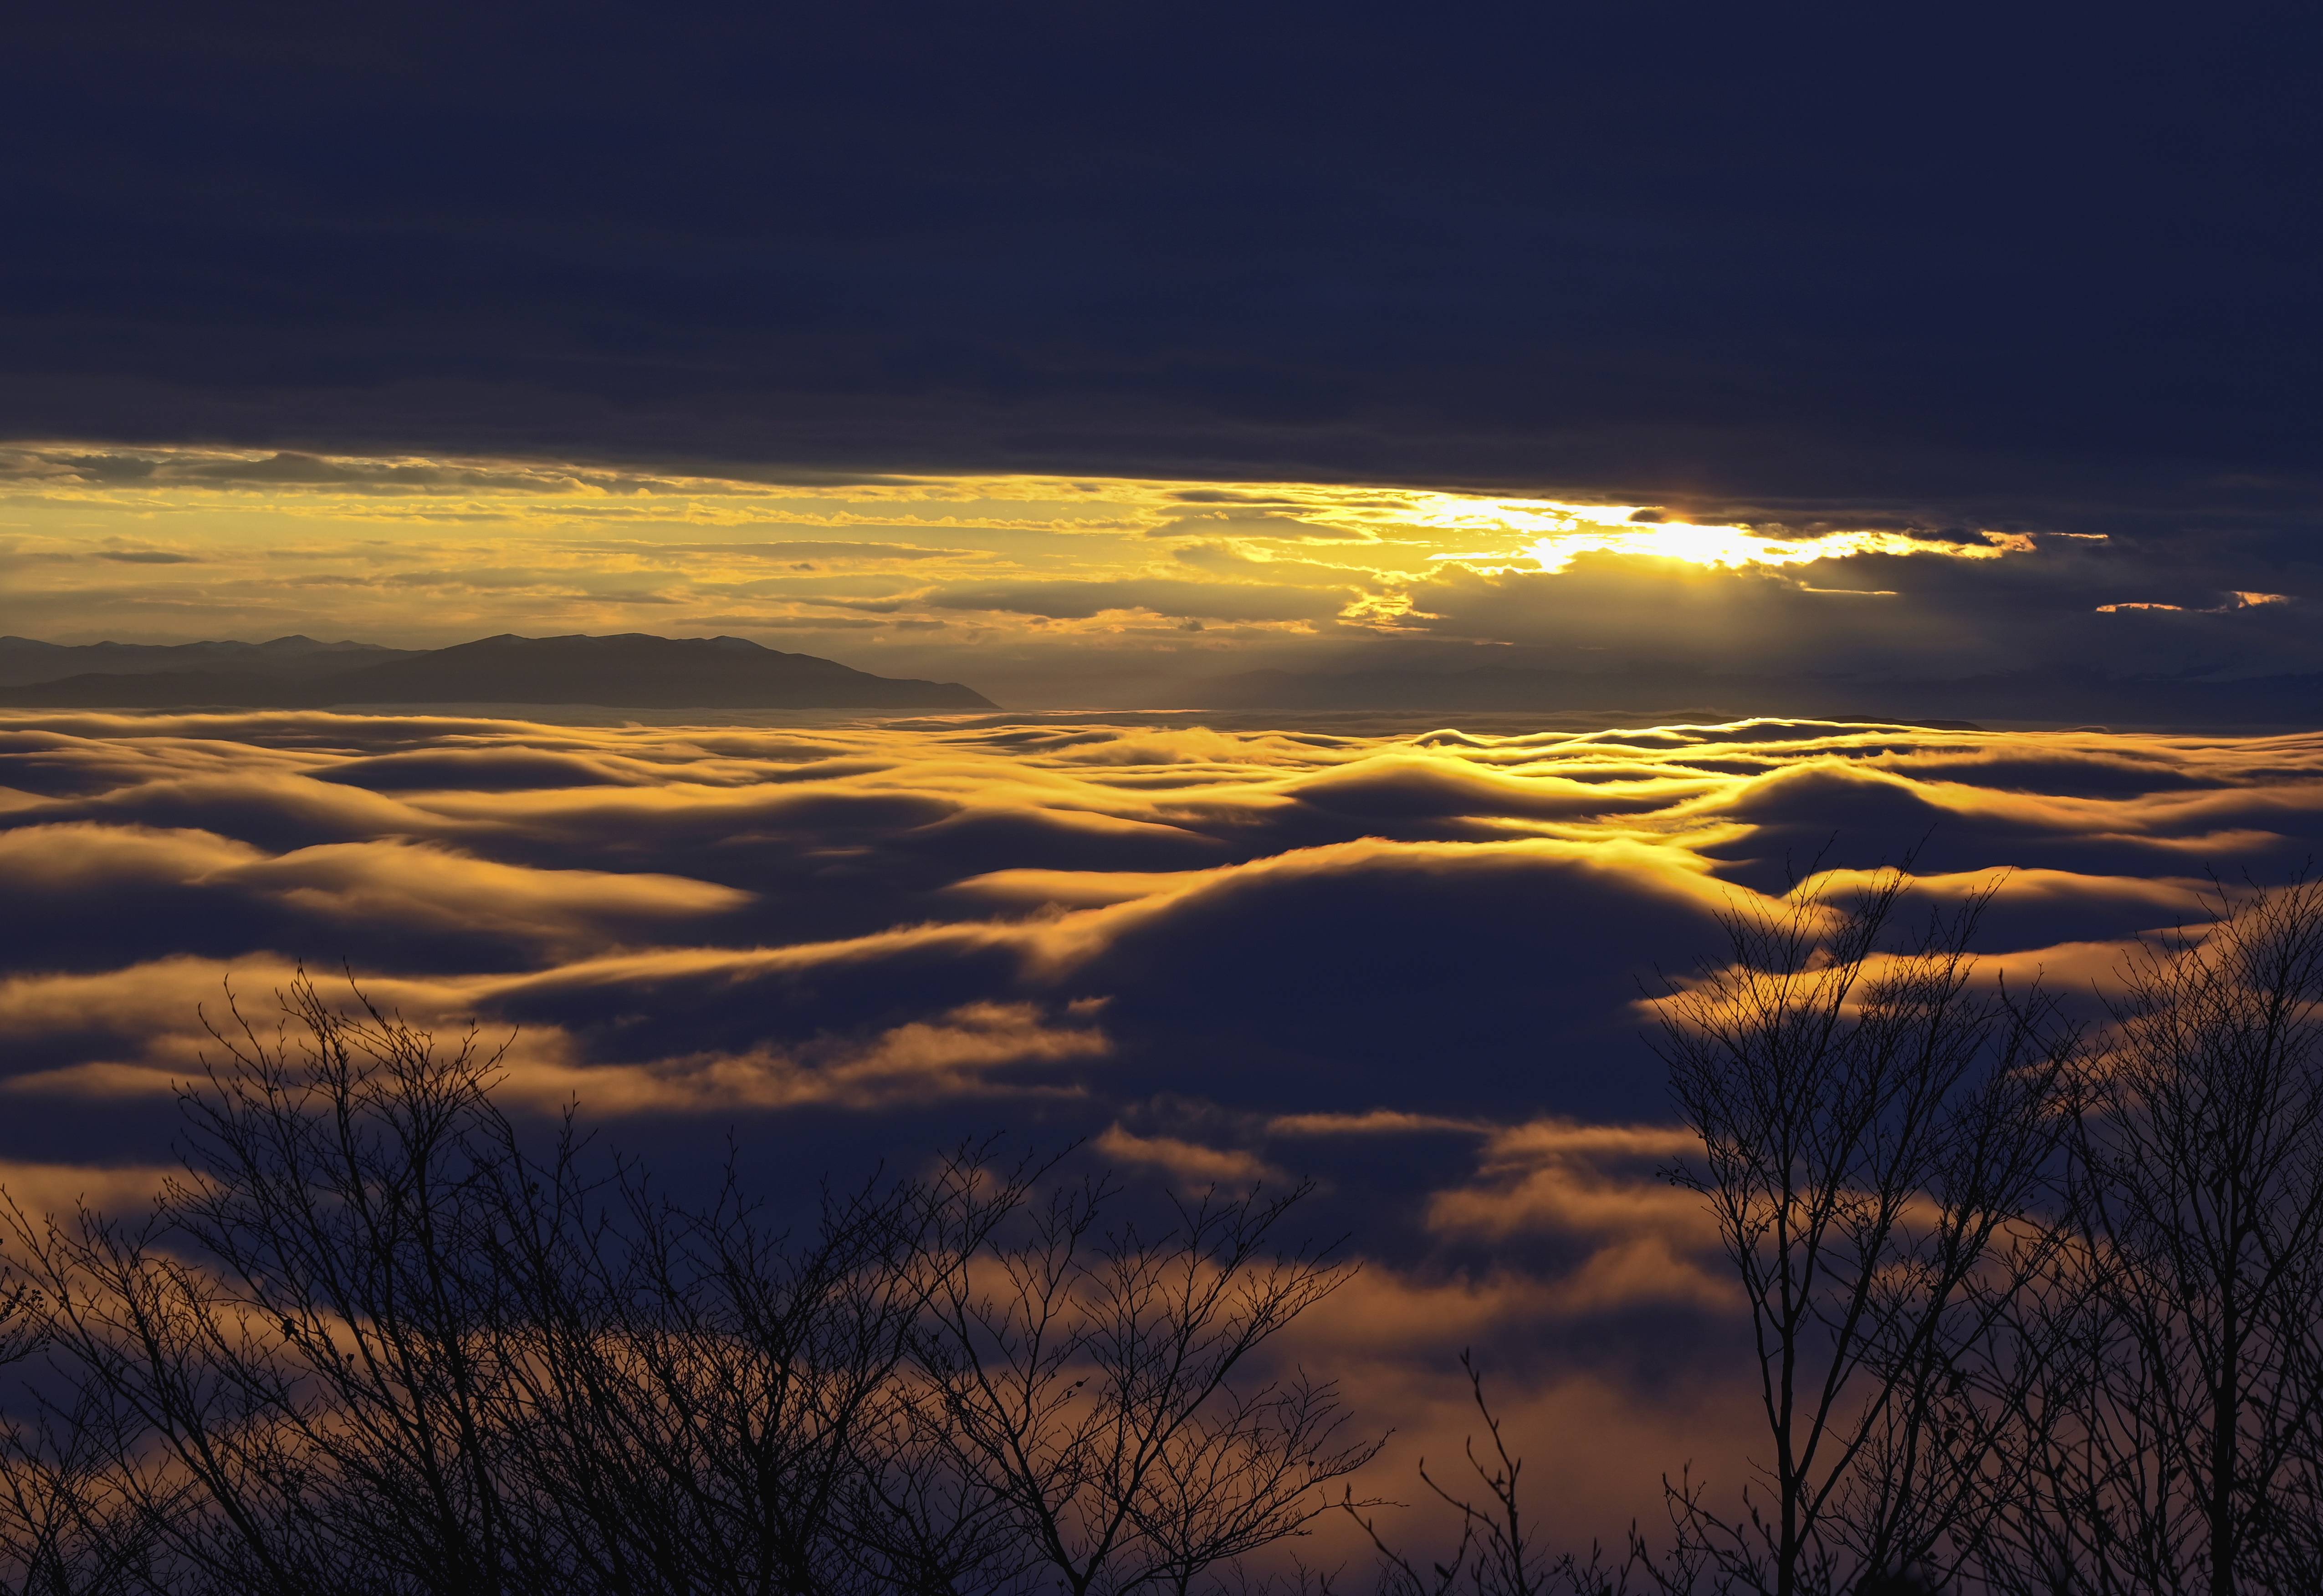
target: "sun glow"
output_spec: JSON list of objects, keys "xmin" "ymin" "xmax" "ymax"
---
[
  {"xmin": 0, "ymin": 443, "xmax": 2072, "ymax": 652},
  {"xmin": 1525, "ymin": 522, "xmax": 2032, "ymax": 574},
  {"xmin": 0, "ymin": 443, "xmax": 2043, "ymax": 576},
  {"xmin": 1373, "ymin": 494, "xmax": 2036, "ymax": 574}
]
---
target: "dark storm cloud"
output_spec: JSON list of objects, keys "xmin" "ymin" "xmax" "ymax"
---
[
  {"xmin": 5, "ymin": 6, "xmax": 2320, "ymax": 552},
  {"xmin": 1400, "ymin": 545, "xmax": 2323, "ymax": 681},
  {"xmin": 0, "ymin": 445, "xmax": 713, "ymax": 496}
]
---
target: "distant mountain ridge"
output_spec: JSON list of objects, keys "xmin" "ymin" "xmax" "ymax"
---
[
  {"xmin": 1188, "ymin": 664, "xmax": 2323, "ymax": 726},
  {"xmin": 0, "ymin": 634, "xmax": 414, "ymax": 688},
  {"xmin": 0, "ymin": 633, "xmax": 993, "ymax": 710}
]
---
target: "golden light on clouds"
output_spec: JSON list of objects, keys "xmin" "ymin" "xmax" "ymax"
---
[
  {"xmin": 17, "ymin": 439, "xmax": 2243, "ymax": 710},
  {"xmin": 2095, "ymin": 590, "xmax": 2289, "ymax": 616},
  {"xmin": 0, "ymin": 443, "xmax": 2047, "ymax": 600},
  {"xmin": 1366, "ymin": 493, "xmax": 2042, "ymax": 574},
  {"xmin": 0, "ymin": 442, "xmax": 2039, "ymax": 553},
  {"xmin": 1525, "ymin": 521, "xmax": 2035, "ymax": 573}
]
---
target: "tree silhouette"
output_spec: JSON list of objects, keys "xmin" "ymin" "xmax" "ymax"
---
[
  {"xmin": 1654, "ymin": 870, "xmax": 2071, "ymax": 1596},
  {"xmin": 0, "ymin": 973, "xmax": 1371, "ymax": 1596}
]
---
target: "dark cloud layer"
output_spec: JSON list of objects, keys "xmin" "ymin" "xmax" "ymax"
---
[{"xmin": 5, "ymin": 6, "xmax": 2320, "ymax": 546}]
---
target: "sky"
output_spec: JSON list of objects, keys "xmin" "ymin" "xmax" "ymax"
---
[
  {"xmin": 7, "ymin": 6, "xmax": 2321, "ymax": 709},
  {"xmin": 7, "ymin": 2, "xmax": 2323, "ymax": 1565},
  {"xmin": 5, "ymin": 440, "xmax": 2320, "ymax": 708},
  {"xmin": 5, "ymin": 7, "xmax": 2321, "ymax": 598}
]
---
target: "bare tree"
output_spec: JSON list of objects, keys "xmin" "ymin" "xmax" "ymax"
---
[
  {"xmin": 4, "ymin": 970, "xmax": 537, "ymax": 1595},
  {"xmin": 24, "ymin": 871, "xmax": 2319, "ymax": 1596},
  {"xmin": 1983, "ymin": 877, "xmax": 2323, "ymax": 1596},
  {"xmin": 1333, "ymin": 1350, "xmax": 1619, "ymax": 1596},
  {"xmin": 0, "ymin": 979, "xmax": 1045, "ymax": 1596},
  {"xmin": 492, "ymin": 1145, "xmax": 1036, "ymax": 1596},
  {"xmin": 1653, "ymin": 869, "xmax": 2072, "ymax": 1596},
  {"xmin": 0, "ymin": 973, "xmax": 1382, "ymax": 1596},
  {"xmin": 0, "ymin": 1392, "xmax": 166, "ymax": 1596},
  {"xmin": 915, "ymin": 1174, "xmax": 1380, "ymax": 1596},
  {"xmin": 0, "ymin": 1266, "xmax": 160, "ymax": 1596}
]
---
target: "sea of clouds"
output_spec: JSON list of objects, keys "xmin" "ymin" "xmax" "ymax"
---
[{"xmin": 4, "ymin": 708, "xmax": 2320, "ymax": 1547}]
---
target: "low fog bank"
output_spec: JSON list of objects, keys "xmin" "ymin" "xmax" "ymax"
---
[{"xmin": 2, "ymin": 709, "xmax": 2320, "ymax": 1572}]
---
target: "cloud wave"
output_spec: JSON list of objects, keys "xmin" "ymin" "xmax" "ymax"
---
[{"xmin": 3, "ymin": 707, "xmax": 2318, "ymax": 1541}]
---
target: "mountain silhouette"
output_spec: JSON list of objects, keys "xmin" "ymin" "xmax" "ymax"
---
[
  {"xmin": 1187, "ymin": 663, "xmax": 2323, "ymax": 726},
  {"xmin": 0, "ymin": 634, "xmax": 413, "ymax": 688},
  {"xmin": 0, "ymin": 633, "xmax": 993, "ymax": 710}
]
